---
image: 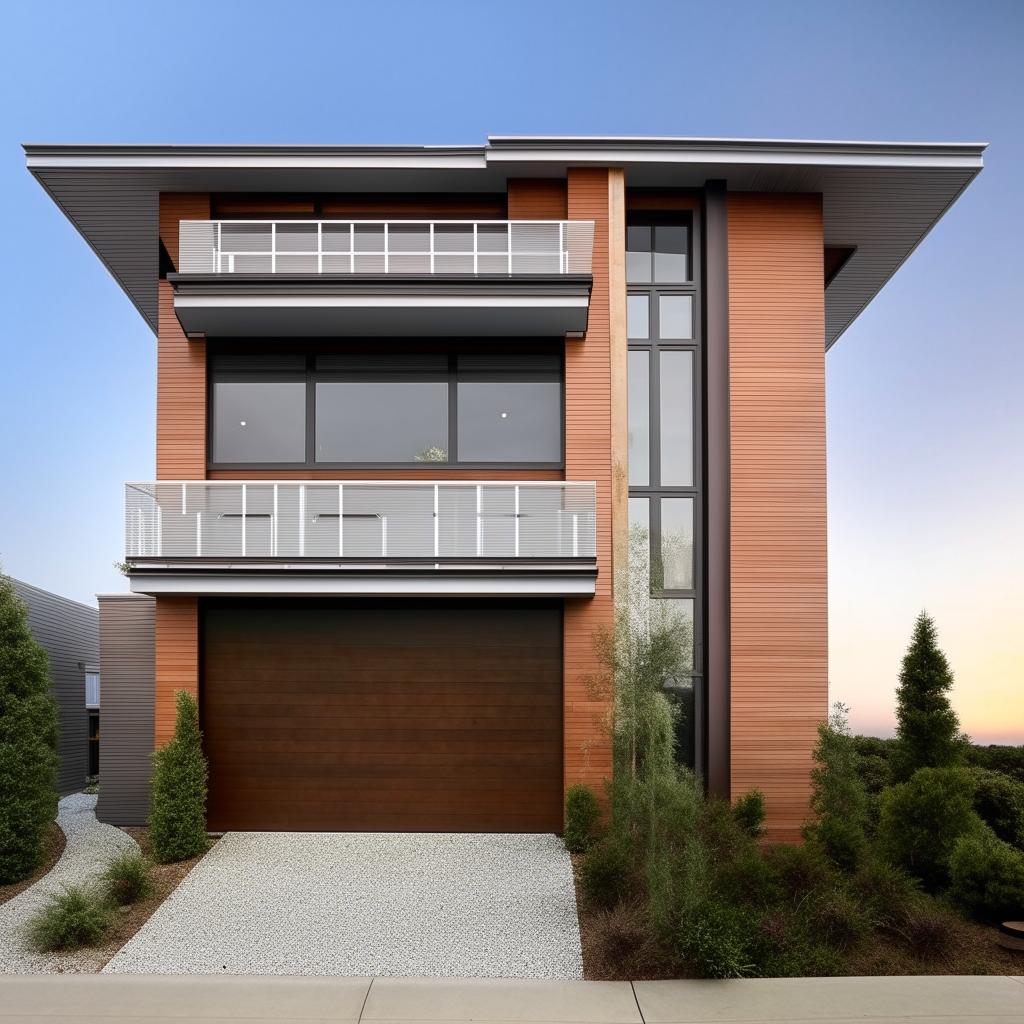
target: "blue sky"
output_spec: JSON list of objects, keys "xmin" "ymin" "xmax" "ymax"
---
[{"xmin": 1, "ymin": 0, "xmax": 1021, "ymax": 740}]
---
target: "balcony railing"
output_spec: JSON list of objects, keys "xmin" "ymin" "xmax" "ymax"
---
[
  {"xmin": 178, "ymin": 220, "xmax": 595, "ymax": 277},
  {"xmin": 125, "ymin": 481, "xmax": 597, "ymax": 561}
]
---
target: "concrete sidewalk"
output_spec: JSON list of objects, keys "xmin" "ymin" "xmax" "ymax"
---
[{"xmin": 1, "ymin": 975, "xmax": 1022, "ymax": 1023}]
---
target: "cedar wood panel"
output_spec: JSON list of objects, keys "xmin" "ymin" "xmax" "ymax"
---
[
  {"xmin": 507, "ymin": 179, "xmax": 568, "ymax": 220},
  {"xmin": 727, "ymin": 192, "xmax": 828, "ymax": 844}
]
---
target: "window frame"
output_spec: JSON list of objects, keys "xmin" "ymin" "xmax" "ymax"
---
[{"xmin": 207, "ymin": 346, "xmax": 566, "ymax": 471}]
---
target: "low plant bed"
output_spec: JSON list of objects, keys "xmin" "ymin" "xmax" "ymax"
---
[{"xmin": 0, "ymin": 824, "xmax": 66, "ymax": 907}]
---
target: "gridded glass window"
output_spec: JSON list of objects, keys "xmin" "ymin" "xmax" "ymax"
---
[
  {"xmin": 661, "ymin": 498, "xmax": 694, "ymax": 590},
  {"xmin": 212, "ymin": 381, "xmax": 306, "ymax": 463},
  {"xmin": 659, "ymin": 295, "xmax": 693, "ymax": 339},
  {"xmin": 627, "ymin": 221, "xmax": 691, "ymax": 284},
  {"xmin": 457, "ymin": 381, "xmax": 561, "ymax": 462},
  {"xmin": 627, "ymin": 294, "xmax": 650, "ymax": 339},
  {"xmin": 628, "ymin": 350, "xmax": 650, "ymax": 486},
  {"xmin": 627, "ymin": 225, "xmax": 653, "ymax": 282},
  {"xmin": 659, "ymin": 351, "xmax": 694, "ymax": 486}
]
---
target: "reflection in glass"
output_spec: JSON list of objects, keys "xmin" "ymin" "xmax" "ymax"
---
[
  {"xmin": 626, "ymin": 225, "xmax": 652, "ymax": 282},
  {"xmin": 661, "ymin": 498, "xmax": 694, "ymax": 590},
  {"xmin": 659, "ymin": 294, "xmax": 693, "ymax": 339},
  {"xmin": 315, "ymin": 382, "xmax": 448, "ymax": 462},
  {"xmin": 457, "ymin": 382, "xmax": 561, "ymax": 462},
  {"xmin": 654, "ymin": 225, "xmax": 689, "ymax": 282},
  {"xmin": 666, "ymin": 676, "xmax": 696, "ymax": 767},
  {"xmin": 212, "ymin": 382, "xmax": 306, "ymax": 463},
  {"xmin": 627, "ymin": 294, "xmax": 650, "ymax": 339},
  {"xmin": 660, "ymin": 351, "xmax": 694, "ymax": 486},
  {"xmin": 628, "ymin": 351, "xmax": 650, "ymax": 486}
]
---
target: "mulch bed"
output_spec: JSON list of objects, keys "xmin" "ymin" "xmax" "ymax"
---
[{"xmin": 0, "ymin": 824, "xmax": 66, "ymax": 907}]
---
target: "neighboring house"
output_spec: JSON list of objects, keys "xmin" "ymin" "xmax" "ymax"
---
[
  {"xmin": 24, "ymin": 137, "xmax": 983, "ymax": 840},
  {"xmin": 8, "ymin": 577, "xmax": 99, "ymax": 795}
]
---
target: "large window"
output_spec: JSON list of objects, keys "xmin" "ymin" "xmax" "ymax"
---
[
  {"xmin": 626, "ymin": 210, "xmax": 702, "ymax": 770},
  {"xmin": 209, "ymin": 349, "xmax": 563, "ymax": 467}
]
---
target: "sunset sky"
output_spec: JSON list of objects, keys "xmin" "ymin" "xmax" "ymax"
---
[{"xmin": 0, "ymin": 0, "xmax": 1020, "ymax": 743}]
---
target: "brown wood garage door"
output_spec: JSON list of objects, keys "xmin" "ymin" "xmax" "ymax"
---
[{"xmin": 202, "ymin": 600, "xmax": 563, "ymax": 832}]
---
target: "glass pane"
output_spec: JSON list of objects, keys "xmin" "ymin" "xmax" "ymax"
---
[
  {"xmin": 654, "ymin": 225, "xmax": 689, "ymax": 282},
  {"xmin": 457, "ymin": 382, "xmax": 561, "ymax": 462},
  {"xmin": 658, "ymin": 294, "xmax": 693, "ymax": 339},
  {"xmin": 627, "ymin": 294, "xmax": 650, "ymax": 339},
  {"xmin": 626, "ymin": 225, "xmax": 652, "ymax": 283},
  {"xmin": 315, "ymin": 382, "xmax": 448, "ymax": 462},
  {"xmin": 212, "ymin": 382, "xmax": 306, "ymax": 463},
  {"xmin": 665, "ymin": 672, "xmax": 697, "ymax": 767},
  {"xmin": 660, "ymin": 351, "xmax": 694, "ymax": 485},
  {"xmin": 627, "ymin": 350, "xmax": 650, "ymax": 486},
  {"xmin": 628, "ymin": 496, "xmax": 651, "ymax": 601},
  {"xmin": 656, "ymin": 598, "xmax": 694, "ymax": 671},
  {"xmin": 661, "ymin": 497, "xmax": 694, "ymax": 590}
]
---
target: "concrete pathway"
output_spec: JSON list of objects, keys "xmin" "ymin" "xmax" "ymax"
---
[
  {"xmin": 0, "ymin": 793, "xmax": 138, "ymax": 974},
  {"xmin": 104, "ymin": 832, "xmax": 583, "ymax": 978},
  {"xmin": 0, "ymin": 975, "xmax": 1022, "ymax": 1023}
]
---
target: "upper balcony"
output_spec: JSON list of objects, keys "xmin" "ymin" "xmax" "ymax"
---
[
  {"xmin": 170, "ymin": 219, "xmax": 595, "ymax": 339},
  {"xmin": 124, "ymin": 479, "xmax": 597, "ymax": 597}
]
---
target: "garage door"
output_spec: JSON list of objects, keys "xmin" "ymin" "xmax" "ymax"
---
[{"xmin": 202, "ymin": 600, "xmax": 563, "ymax": 832}]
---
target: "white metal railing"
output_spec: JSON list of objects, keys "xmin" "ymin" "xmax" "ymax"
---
[
  {"xmin": 178, "ymin": 220, "xmax": 595, "ymax": 277},
  {"xmin": 125, "ymin": 481, "xmax": 597, "ymax": 561}
]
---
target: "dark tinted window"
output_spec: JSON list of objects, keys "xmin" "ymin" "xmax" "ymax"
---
[{"xmin": 212, "ymin": 381, "xmax": 306, "ymax": 463}]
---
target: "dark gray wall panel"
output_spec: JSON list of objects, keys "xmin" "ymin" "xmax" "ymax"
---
[
  {"xmin": 96, "ymin": 595, "xmax": 155, "ymax": 825},
  {"xmin": 10, "ymin": 578, "xmax": 99, "ymax": 796}
]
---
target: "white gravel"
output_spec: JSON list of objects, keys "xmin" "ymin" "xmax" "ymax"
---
[
  {"xmin": 104, "ymin": 831, "xmax": 583, "ymax": 978},
  {"xmin": 0, "ymin": 793, "xmax": 138, "ymax": 974}
]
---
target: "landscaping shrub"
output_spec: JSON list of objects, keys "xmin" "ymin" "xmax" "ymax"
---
[
  {"xmin": 970, "ymin": 768, "xmax": 1024, "ymax": 849},
  {"xmin": 677, "ymin": 900, "xmax": 754, "ymax": 979},
  {"xmin": 580, "ymin": 833, "xmax": 634, "ymax": 910},
  {"xmin": 149, "ymin": 691, "xmax": 209, "ymax": 863},
  {"xmin": 948, "ymin": 828, "xmax": 1024, "ymax": 922},
  {"xmin": 102, "ymin": 851, "xmax": 154, "ymax": 906},
  {"xmin": 890, "ymin": 612, "xmax": 965, "ymax": 783},
  {"xmin": 850, "ymin": 856, "xmax": 922, "ymax": 929},
  {"xmin": 808, "ymin": 884, "xmax": 873, "ymax": 949},
  {"xmin": 894, "ymin": 900, "xmax": 952, "ymax": 958},
  {"xmin": 966, "ymin": 744, "xmax": 1024, "ymax": 785},
  {"xmin": 732, "ymin": 789, "xmax": 766, "ymax": 839},
  {"xmin": 0, "ymin": 574, "xmax": 59, "ymax": 884},
  {"xmin": 588, "ymin": 900, "xmax": 666, "ymax": 979},
  {"xmin": 877, "ymin": 766, "xmax": 981, "ymax": 889},
  {"xmin": 27, "ymin": 885, "xmax": 110, "ymax": 952},
  {"xmin": 564, "ymin": 783, "xmax": 601, "ymax": 854}
]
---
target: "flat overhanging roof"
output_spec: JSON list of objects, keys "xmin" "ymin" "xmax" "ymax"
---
[{"xmin": 24, "ymin": 134, "xmax": 986, "ymax": 348}]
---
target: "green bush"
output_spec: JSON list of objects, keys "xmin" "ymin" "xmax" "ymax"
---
[
  {"xmin": 732, "ymin": 790, "xmax": 766, "ymax": 839},
  {"xmin": 677, "ymin": 899, "xmax": 754, "ymax": 979},
  {"xmin": 102, "ymin": 851, "xmax": 154, "ymax": 905},
  {"xmin": 581, "ymin": 833, "xmax": 635, "ymax": 911},
  {"xmin": 564, "ymin": 784, "xmax": 601, "ymax": 854},
  {"xmin": 0, "ymin": 575, "xmax": 59, "ymax": 884},
  {"xmin": 970, "ymin": 768, "xmax": 1024, "ymax": 849},
  {"xmin": 27, "ymin": 885, "xmax": 110, "ymax": 952},
  {"xmin": 948, "ymin": 828, "xmax": 1024, "ymax": 922},
  {"xmin": 149, "ymin": 691, "xmax": 209, "ymax": 864},
  {"xmin": 803, "ymin": 704, "xmax": 870, "ymax": 871},
  {"xmin": 850, "ymin": 856, "xmax": 922, "ymax": 928},
  {"xmin": 808, "ymin": 884, "xmax": 873, "ymax": 949},
  {"xmin": 877, "ymin": 766, "xmax": 981, "ymax": 890},
  {"xmin": 966, "ymin": 744, "xmax": 1024, "ymax": 785}
]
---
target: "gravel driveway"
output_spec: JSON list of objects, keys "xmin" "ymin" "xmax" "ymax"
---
[
  {"xmin": 104, "ymin": 831, "xmax": 583, "ymax": 978},
  {"xmin": 0, "ymin": 794, "xmax": 138, "ymax": 974}
]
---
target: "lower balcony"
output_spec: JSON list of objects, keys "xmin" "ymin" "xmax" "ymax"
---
[{"xmin": 124, "ymin": 480, "xmax": 597, "ymax": 597}]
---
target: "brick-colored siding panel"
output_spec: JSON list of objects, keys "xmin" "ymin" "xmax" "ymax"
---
[{"xmin": 154, "ymin": 596, "xmax": 199, "ymax": 747}]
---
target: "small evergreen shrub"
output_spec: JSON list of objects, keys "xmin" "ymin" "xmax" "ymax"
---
[
  {"xmin": 580, "ymin": 833, "xmax": 634, "ymax": 910},
  {"xmin": 948, "ymin": 828, "xmax": 1024, "ymax": 922},
  {"xmin": 970, "ymin": 768, "xmax": 1024, "ymax": 849},
  {"xmin": 564, "ymin": 783, "xmax": 601, "ymax": 854},
  {"xmin": 102, "ymin": 851, "xmax": 154, "ymax": 905},
  {"xmin": 803, "ymin": 703, "xmax": 870, "ymax": 871},
  {"xmin": 677, "ymin": 900, "xmax": 754, "ymax": 979},
  {"xmin": 732, "ymin": 789, "xmax": 766, "ymax": 839},
  {"xmin": 27, "ymin": 885, "xmax": 110, "ymax": 952},
  {"xmin": 149, "ymin": 691, "xmax": 209, "ymax": 864},
  {"xmin": 0, "ymin": 575, "xmax": 59, "ymax": 883},
  {"xmin": 895, "ymin": 900, "xmax": 952, "ymax": 958},
  {"xmin": 850, "ymin": 856, "xmax": 922, "ymax": 928},
  {"xmin": 877, "ymin": 766, "xmax": 981, "ymax": 890},
  {"xmin": 808, "ymin": 884, "xmax": 873, "ymax": 949}
]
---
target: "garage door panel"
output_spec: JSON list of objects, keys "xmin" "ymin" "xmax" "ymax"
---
[{"xmin": 202, "ymin": 600, "xmax": 563, "ymax": 832}]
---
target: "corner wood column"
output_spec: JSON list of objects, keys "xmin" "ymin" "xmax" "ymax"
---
[
  {"xmin": 704, "ymin": 180, "xmax": 731, "ymax": 798},
  {"xmin": 562, "ymin": 168, "xmax": 618, "ymax": 798},
  {"xmin": 727, "ymin": 193, "xmax": 828, "ymax": 843}
]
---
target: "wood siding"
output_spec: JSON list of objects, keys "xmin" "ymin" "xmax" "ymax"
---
[
  {"xmin": 211, "ymin": 194, "xmax": 508, "ymax": 219},
  {"xmin": 727, "ymin": 192, "xmax": 828, "ymax": 844},
  {"xmin": 96, "ymin": 595, "xmax": 155, "ymax": 826},
  {"xmin": 564, "ymin": 168, "xmax": 616, "ymax": 796},
  {"xmin": 507, "ymin": 179, "xmax": 568, "ymax": 220},
  {"xmin": 154, "ymin": 596, "xmax": 199, "ymax": 747},
  {"xmin": 157, "ymin": 194, "xmax": 209, "ymax": 479}
]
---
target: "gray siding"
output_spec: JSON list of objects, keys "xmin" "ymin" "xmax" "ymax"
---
[
  {"xmin": 10, "ymin": 578, "xmax": 99, "ymax": 797},
  {"xmin": 96, "ymin": 594, "xmax": 155, "ymax": 825}
]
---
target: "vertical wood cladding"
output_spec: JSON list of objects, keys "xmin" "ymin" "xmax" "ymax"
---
[
  {"xmin": 154, "ymin": 596, "xmax": 199, "ymax": 747},
  {"xmin": 564, "ymin": 168, "xmax": 616, "ymax": 796},
  {"xmin": 157, "ymin": 194, "xmax": 209, "ymax": 479},
  {"xmin": 727, "ymin": 193, "xmax": 828, "ymax": 844},
  {"xmin": 507, "ymin": 179, "xmax": 568, "ymax": 220},
  {"xmin": 96, "ymin": 595, "xmax": 155, "ymax": 826}
]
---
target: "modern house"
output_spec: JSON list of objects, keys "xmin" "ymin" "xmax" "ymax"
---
[
  {"xmin": 25, "ymin": 136, "xmax": 984, "ymax": 841},
  {"xmin": 7, "ymin": 576, "xmax": 100, "ymax": 794}
]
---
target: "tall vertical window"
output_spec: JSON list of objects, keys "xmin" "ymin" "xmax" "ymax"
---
[{"xmin": 626, "ymin": 210, "xmax": 702, "ymax": 770}]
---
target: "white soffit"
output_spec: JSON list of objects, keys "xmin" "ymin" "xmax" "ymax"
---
[{"xmin": 24, "ymin": 137, "xmax": 985, "ymax": 347}]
